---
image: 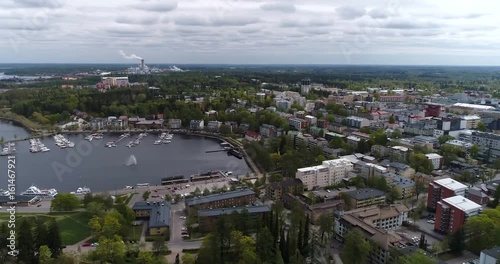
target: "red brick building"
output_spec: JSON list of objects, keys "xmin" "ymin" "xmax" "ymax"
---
[
  {"xmin": 197, "ymin": 205, "xmax": 270, "ymax": 232},
  {"xmin": 434, "ymin": 195, "xmax": 481, "ymax": 234},
  {"xmin": 427, "ymin": 178, "xmax": 468, "ymax": 212}
]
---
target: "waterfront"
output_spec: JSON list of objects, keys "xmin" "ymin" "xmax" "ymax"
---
[{"xmin": 0, "ymin": 122, "xmax": 250, "ymax": 193}]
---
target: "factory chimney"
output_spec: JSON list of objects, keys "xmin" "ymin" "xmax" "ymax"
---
[{"xmin": 141, "ymin": 59, "xmax": 145, "ymax": 71}]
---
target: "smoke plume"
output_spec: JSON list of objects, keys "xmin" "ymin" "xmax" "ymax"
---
[{"xmin": 119, "ymin": 50, "xmax": 142, "ymax": 60}]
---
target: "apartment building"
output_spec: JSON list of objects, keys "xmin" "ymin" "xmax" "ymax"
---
[
  {"xmin": 427, "ymin": 178, "xmax": 468, "ymax": 212},
  {"xmin": 288, "ymin": 117, "xmax": 306, "ymax": 131},
  {"xmin": 207, "ymin": 121, "xmax": 222, "ymax": 132},
  {"xmin": 335, "ymin": 210, "xmax": 406, "ymax": 264},
  {"xmin": 382, "ymin": 173, "xmax": 415, "ymax": 199},
  {"xmin": 471, "ymin": 131, "xmax": 500, "ymax": 161},
  {"xmin": 425, "ymin": 153, "xmax": 444, "ymax": 170},
  {"xmin": 479, "ymin": 247, "xmax": 500, "ymax": 264},
  {"xmin": 389, "ymin": 146, "xmax": 410, "ymax": 163},
  {"xmin": 434, "ymin": 195, "xmax": 481, "ymax": 234},
  {"xmin": 198, "ymin": 205, "xmax": 271, "ymax": 232},
  {"xmin": 266, "ymin": 179, "xmax": 304, "ymax": 200},
  {"xmin": 296, "ymin": 158, "xmax": 353, "ymax": 190},
  {"xmin": 185, "ymin": 189, "xmax": 256, "ymax": 214},
  {"xmin": 346, "ymin": 116, "xmax": 370, "ymax": 128},
  {"xmin": 305, "ymin": 115, "xmax": 318, "ymax": 127},
  {"xmin": 462, "ymin": 115, "xmax": 481, "ymax": 129},
  {"xmin": 344, "ymin": 188, "xmax": 386, "ymax": 209},
  {"xmin": 190, "ymin": 120, "xmax": 204, "ymax": 130},
  {"xmin": 336, "ymin": 204, "xmax": 409, "ymax": 235}
]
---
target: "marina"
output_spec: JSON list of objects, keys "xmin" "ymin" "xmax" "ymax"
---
[
  {"xmin": 20, "ymin": 185, "xmax": 58, "ymax": 199},
  {"xmin": 0, "ymin": 122, "xmax": 251, "ymax": 193},
  {"xmin": 84, "ymin": 133, "xmax": 103, "ymax": 142},
  {"xmin": 154, "ymin": 132, "xmax": 173, "ymax": 145},
  {"xmin": 105, "ymin": 132, "xmax": 130, "ymax": 148},
  {"xmin": 126, "ymin": 132, "xmax": 148, "ymax": 148}
]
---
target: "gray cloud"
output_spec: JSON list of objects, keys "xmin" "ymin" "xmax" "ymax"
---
[
  {"xmin": 174, "ymin": 16, "xmax": 209, "ymax": 26},
  {"xmin": 261, "ymin": 3, "xmax": 296, "ymax": 13},
  {"xmin": 115, "ymin": 16, "xmax": 159, "ymax": 25},
  {"xmin": 132, "ymin": 1, "xmax": 177, "ymax": 12},
  {"xmin": 383, "ymin": 20, "xmax": 440, "ymax": 29},
  {"xmin": 210, "ymin": 16, "xmax": 260, "ymax": 27},
  {"xmin": 336, "ymin": 5, "xmax": 366, "ymax": 20},
  {"xmin": 2, "ymin": 0, "xmax": 64, "ymax": 9}
]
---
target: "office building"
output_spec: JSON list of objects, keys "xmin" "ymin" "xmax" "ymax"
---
[
  {"xmin": 434, "ymin": 195, "xmax": 481, "ymax": 234},
  {"xmin": 427, "ymin": 178, "xmax": 468, "ymax": 212},
  {"xmin": 301, "ymin": 78, "xmax": 311, "ymax": 95}
]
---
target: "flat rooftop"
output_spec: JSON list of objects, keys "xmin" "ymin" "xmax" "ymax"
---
[
  {"xmin": 185, "ymin": 189, "xmax": 255, "ymax": 207},
  {"xmin": 345, "ymin": 188, "xmax": 385, "ymax": 200},
  {"xmin": 442, "ymin": 195, "xmax": 481, "ymax": 213},
  {"xmin": 198, "ymin": 205, "xmax": 271, "ymax": 217},
  {"xmin": 434, "ymin": 178, "xmax": 468, "ymax": 191},
  {"xmin": 425, "ymin": 153, "xmax": 443, "ymax": 159}
]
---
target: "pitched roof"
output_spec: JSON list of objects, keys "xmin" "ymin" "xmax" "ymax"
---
[{"xmin": 186, "ymin": 189, "xmax": 255, "ymax": 207}]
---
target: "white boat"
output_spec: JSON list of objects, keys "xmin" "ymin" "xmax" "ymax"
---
[
  {"xmin": 136, "ymin": 183, "xmax": 149, "ymax": 187},
  {"xmin": 71, "ymin": 186, "xmax": 91, "ymax": 195},
  {"xmin": 154, "ymin": 140, "xmax": 162, "ymax": 145},
  {"xmin": 41, "ymin": 147, "xmax": 50, "ymax": 152},
  {"xmin": 162, "ymin": 140, "xmax": 171, "ymax": 144},
  {"xmin": 20, "ymin": 185, "xmax": 58, "ymax": 199}
]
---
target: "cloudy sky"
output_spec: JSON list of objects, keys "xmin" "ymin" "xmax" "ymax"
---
[{"xmin": 1, "ymin": 0, "xmax": 500, "ymax": 65}]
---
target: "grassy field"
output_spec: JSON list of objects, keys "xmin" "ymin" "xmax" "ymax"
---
[
  {"xmin": 126, "ymin": 225, "xmax": 143, "ymax": 242},
  {"xmin": 0, "ymin": 211, "xmax": 92, "ymax": 245}
]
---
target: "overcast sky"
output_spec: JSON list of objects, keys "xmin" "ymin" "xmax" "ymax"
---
[{"xmin": 1, "ymin": 0, "xmax": 500, "ymax": 65}]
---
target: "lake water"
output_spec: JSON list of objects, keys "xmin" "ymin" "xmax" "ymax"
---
[{"xmin": 0, "ymin": 121, "xmax": 250, "ymax": 193}]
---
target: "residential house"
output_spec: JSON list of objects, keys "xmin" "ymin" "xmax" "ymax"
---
[
  {"xmin": 168, "ymin": 119, "xmax": 182, "ymax": 129},
  {"xmin": 266, "ymin": 179, "xmax": 304, "ymax": 200},
  {"xmin": 190, "ymin": 120, "xmax": 204, "ymax": 130},
  {"xmin": 245, "ymin": 131, "xmax": 261, "ymax": 141},
  {"xmin": 207, "ymin": 121, "xmax": 222, "ymax": 132}
]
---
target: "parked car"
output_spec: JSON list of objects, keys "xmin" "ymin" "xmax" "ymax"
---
[
  {"xmin": 179, "ymin": 216, "xmax": 186, "ymax": 219},
  {"xmin": 82, "ymin": 243, "xmax": 91, "ymax": 247}
]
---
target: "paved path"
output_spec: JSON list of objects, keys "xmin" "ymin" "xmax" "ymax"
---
[{"xmin": 140, "ymin": 222, "xmax": 147, "ymax": 243}]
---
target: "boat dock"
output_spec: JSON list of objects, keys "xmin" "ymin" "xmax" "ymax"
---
[
  {"xmin": 190, "ymin": 171, "xmax": 224, "ymax": 182},
  {"xmin": 161, "ymin": 175, "xmax": 189, "ymax": 185},
  {"xmin": 126, "ymin": 133, "xmax": 147, "ymax": 148}
]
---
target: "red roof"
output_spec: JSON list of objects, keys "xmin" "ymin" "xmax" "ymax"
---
[{"xmin": 245, "ymin": 131, "xmax": 261, "ymax": 139}]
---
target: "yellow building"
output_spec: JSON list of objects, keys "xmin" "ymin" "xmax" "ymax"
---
[
  {"xmin": 344, "ymin": 188, "xmax": 386, "ymax": 209},
  {"xmin": 132, "ymin": 201, "xmax": 170, "ymax": 236}
]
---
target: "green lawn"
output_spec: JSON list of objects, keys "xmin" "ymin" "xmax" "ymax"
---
[
  {"xmin": 126, "ymin": 225, "xmax": 143, "ymax": 242},
  {"xmin": 57, "ymin": 211, "xmax": 92, "ymax": 245},
  {"xmin": 0, "ymin": 211, "xmax": 92, "ymax": 245}
]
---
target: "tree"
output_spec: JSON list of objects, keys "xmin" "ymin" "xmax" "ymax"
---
[
  {"xmin": 93, "ymin": 236, "xmax": 126, "ymax": 263},
  {"xmin": 18, "ymin": 219, "xmax": 35, "ymax": 264},
  {"xmin": 143, "ymin": 191, "xmax": 151, "ymax": 201},
  {"xmin": 409, "ymin": 153, "xmax": 434, "ymax": 174},
  {"xmin": 86, "ymin": 201, "xmax": 105, "ymax": 216},
  {"xmin": 50, "ymin": 193, "xmax": 80, "ymax": 211},
  {"xmin": 318, "ymin": 213, "xmax": 334, "ymax": 242},
  {"xmin": 448, "ymin": 228, "xmax": 465, "ymax": 256},
  {"xmin": 137, "ymin": 251, "xmax": 155, "ymax": 264},
  {"xmin": 203, "ymin": 188, "xmax": 211, "ymax": 195},
  {"xmin": 389, "ymin": 115, "xmax": 396, "ymax": 124},
  {"xmin": 398, "ymin": 249, "xmax": 437, "ymax": 264},
  {"xmin": 341, "ymin": 228, "xmax": 372, "ymax": 264},
  {"xmin": 152, "ymin": 236, "xmax": 167, "ymax": 255},
  {"xmin": 419, "ymin": 233, "xmax": 428, "ymax": 251},
  {"xmin": 181, "ymin": 253, "xmax": 196, "ymax": 264},
  {"xmin": 39, "ymin": 245, "xmax": 53, "ymax": 264},
  {"xmin": 47, "ymin": 219, "xmax": 63, "ymax": 258},
  {"xmin": 414, "ymin": 180, "xmax": 426, "ymax": 200},
  {"xmin": 255, "ymin": 227, "xmax": 274, "ymax": 263},
  {"xmin": 34, "ymin": 218, "xmax": 48, "ymax": 255},
  {"xmin": 438, "ymin": 135, "xmax": 455, "ymax": 145},
  {"xmin": 470, "ymin": 144, "xmax": 480, "ymax": 159},
  {"xmin": 193, "ymin": 187, "xmax": 202, "ymax": 196},
  {"xmin": 477, "ymin": 121, "xmax": 487, "ymax": 132}
]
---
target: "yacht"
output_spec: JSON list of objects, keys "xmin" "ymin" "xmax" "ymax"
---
[
  {"xmin": 41, "ymin": 147, "xmax": 50, "ymax": 152},
  {"xmin": 70, "ymin": 186, "xmax": 91, "ymax": 195},
  {"xmin": 162, "ymin": 140, "xmax": 171, "ymax": 144},
  {"xmin": 20, "ymin": 185, "xmax": 58, "ymax": 198},
  {"xmin": 154, "ymin": 140, "xmax": 162, "ymax": 145}
]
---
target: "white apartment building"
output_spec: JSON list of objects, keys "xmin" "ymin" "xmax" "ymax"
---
[
  {"xmin": 296, "ymin": 158, "xmax": 354, "ymax": 190},
  {"xmin": 471, "ymin": 131, "xmax": 500, "ymax": 160},
  {"xmin": 296, "ymin": 165, "xmax": 329, "ymax": 190},
  {"xmin": 462, "ymin": 115, "xmax": 481, "ymax": 129},
  {"xmin": 425, "ymin": 153, "xmax": 443, "ymax": 170}
]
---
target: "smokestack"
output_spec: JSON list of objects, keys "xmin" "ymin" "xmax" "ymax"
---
[{"xmin": 141, "ymin": 59, "xmax": 145, "ymax": 71}]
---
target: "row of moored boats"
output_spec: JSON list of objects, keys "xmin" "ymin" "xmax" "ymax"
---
[
  {"xmin": 0, "ymin": 142, "xmax": 16, "ymax": 156},
  {"xmin": 53, "ymin": 134, "xmax": 75, "ymax": 149},
  {"xmin": 154, "ymin": 132, "xmax": 173, "ymax": 145},
  {"xmin": 30, "ymin": 138, "xmax": 50, "ymax": 153},
  {"xmin": 126, "ymin": 132, "xmax": 148, "ymax": 148},
  {"xmin": 84, "ymin": 133, "xmax": 104, "ymax": 142},
  {"xmin": 0, "ymin": 185, "xmax": 91, "ymax": 200}
]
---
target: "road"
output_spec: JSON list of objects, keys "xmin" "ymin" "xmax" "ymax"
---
[{"xmin": 166, "ymin": 202, "xmax": 203, "ymax": 263}]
